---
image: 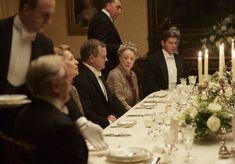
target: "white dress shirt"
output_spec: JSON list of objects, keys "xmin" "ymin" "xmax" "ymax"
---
[
  {"xmin": 7, "ymin": 15, "xmax": 36, "ymax": 86},
  {"xmin": 162, "ymin": 49, "xmax": 177, "ymax": 89},
  {"xmin": 83, "ymin": 62, "xmax": 108, "ymax": 101}
]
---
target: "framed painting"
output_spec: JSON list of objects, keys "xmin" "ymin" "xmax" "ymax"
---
[{"xmin": 67, "ymin": 0, "xmax": 103, "ymax": 35}]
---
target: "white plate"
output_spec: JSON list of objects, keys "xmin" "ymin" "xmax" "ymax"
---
[
  {"xmin": 107, "ymin": 147, "xmax": 152, "ymax": 163},
  {"xmin": 117, "ymin": 120, "xmax": 137, "ymax": 126},
  {"xmin": 0, "ymin": 94, "xmax": 27, "ymax": 102},
  {"xmin": 0, "ymin": 99, "xmax": 31, "ymax": 108}
]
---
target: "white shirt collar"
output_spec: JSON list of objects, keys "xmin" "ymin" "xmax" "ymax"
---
[
  {"xmin": 83, "ymin": 62, "xmax": 102, "ymax": 77},
  {"xmin": 14, "ymin": 15, "xmax": 36, "ymax": 41},
  {"xmin": 102, "ymin": 9, "xmax": 113, "ymax": 22},
  {"xmin": 162, "ymin": 49, "xmax": 174, "ymax": 60}
]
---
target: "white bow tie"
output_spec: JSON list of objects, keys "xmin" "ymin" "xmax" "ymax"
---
[
  {"xmin": 167, "ymin": 55, "xmax": 174, "ymax": 60},
  {"xmin": 21, "ymin": 31, "xmax": 36, "ymax": 41},
  {"xmin": 14, "ymin": 16, "xmax": 36, "ymax": 41}
]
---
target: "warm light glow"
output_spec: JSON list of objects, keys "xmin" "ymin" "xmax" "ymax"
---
[
  {"xmin": 219, "ymin": 44, "xmax": 225, "ymax": 78},
  {"xmin": 204, "ymin": 49, "xmax": 209, "ymax": 81},
  {"xmin": 198, "ymin": 51, "xmax": 203, "ymax": 84}
]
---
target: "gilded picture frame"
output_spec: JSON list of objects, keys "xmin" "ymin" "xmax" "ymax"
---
[{"xmin": 67, "ymin": 0, "xmax": 102, "ymax": 35}]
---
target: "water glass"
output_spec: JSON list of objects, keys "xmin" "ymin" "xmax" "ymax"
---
[
  {"xmin": 163, "ymin": 125, "xmax": 177, "ymax": 151},
  {"xmin": 181, "ymin": 125, "xmax": 195, "ymax": 163}
]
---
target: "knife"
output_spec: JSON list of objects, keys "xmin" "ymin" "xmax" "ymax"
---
[
  {"xmin": 104, "ymin": 133, "xmax": 131, "ymax": 137},
  {"xmin": 126, "ymin": 114, "xmax": 143, "ymax": 117}
]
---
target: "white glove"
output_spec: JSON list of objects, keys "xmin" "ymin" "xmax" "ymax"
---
[{"xmin": 79, "ymin": 121, "xmax": 108, "ymax": 150}]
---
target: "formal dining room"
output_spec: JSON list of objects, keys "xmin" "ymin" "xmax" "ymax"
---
[{"xmin": 1, "ymin": 0, "xmax": 235, "ymax": 164}]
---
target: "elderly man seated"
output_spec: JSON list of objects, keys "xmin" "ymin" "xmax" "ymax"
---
[{"xmin": 14, "ymin": 55, "xmax": 88, "ymax": 164}]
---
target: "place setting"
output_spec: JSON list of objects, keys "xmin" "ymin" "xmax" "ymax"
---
[
  {"xmin": 106, "ymin": 146, "xmax": 153, "ymax": 163},
  {"xmin": 0, "ymin": 94, "xmax": 31, "ymax": 108},
  {"xmin": 109, "ymin": 120, "xmax": 137, "ymax": 128}
]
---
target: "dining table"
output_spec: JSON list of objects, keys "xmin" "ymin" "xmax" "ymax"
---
[{"xmin": 88, "ymin": 90, "xmax": 235, "ymax": 164}]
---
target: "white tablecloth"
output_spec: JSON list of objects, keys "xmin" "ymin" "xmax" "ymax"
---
[{"xmin": 88, "ymin": 91, "xmax": 235, "ymax": 164}]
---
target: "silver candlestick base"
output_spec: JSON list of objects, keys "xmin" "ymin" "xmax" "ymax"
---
[{"xmin": 218, "ymin": 137, "xmax": 230, "ymax": 159}]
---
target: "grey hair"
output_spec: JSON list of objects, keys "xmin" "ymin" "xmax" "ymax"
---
[
  {"xmin": 80, "ymin": 39, "xmax": 106, "ymax": 62},
  {"xmin": 118, "ymin": 41, "xmax": 139, "ymax": 58},
  {"xmin": 26, "ymin": 55, "xmax": 65, "ymax": 97}
]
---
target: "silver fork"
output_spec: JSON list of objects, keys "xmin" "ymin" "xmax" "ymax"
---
[{"xmin": 151, "ymin": 157, "xmax": 160, "ymax": 164}]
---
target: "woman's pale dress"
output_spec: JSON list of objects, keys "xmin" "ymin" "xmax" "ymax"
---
[{"xmin": 107, "ymin": 65, "xmax": 139, "ymax": 110}]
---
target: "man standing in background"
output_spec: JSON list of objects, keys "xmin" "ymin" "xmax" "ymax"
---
[{"xmin": 88, "ymin": 0, "xmax": 122, "ymax": 79}]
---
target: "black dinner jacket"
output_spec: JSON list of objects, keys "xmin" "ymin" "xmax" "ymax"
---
[
  {"xmin": 0, "ymin": 16, "xmax": 83, "ymax": 136},
  {"xmin": 0, "ymin": 16, "xmax": 54, "ymax": 94},
  {"xmin": 73, "ymin": 63, "xmax": 126, "ymax": 128},
  {"xmin": 14, "ymin": 98, "xmax": 88, "ymax": 164},
  {"xmin": 88, "ymin": 11, "xmax": 122, "ymax": 78},
  {"xmin": 143, "ymin": 50, "xmax": 185, "ymax": 96}
]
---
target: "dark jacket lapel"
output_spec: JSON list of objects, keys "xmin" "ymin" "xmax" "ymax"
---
[
  {"xmin": 158, "ymin": 51, "xmax": 168, "ymax": 86},
  {"xmin": 82, "ymin": 64, "xmax": 108, "ymax": 101}
]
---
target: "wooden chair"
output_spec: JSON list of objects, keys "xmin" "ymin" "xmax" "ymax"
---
[{"xmin": 0, "ymin": 131, "xmax": 37, "ymax": 164}]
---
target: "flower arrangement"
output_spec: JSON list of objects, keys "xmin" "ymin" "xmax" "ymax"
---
[
  {"xmin": 201, "ymin": 14, "xmax": 235, "ymax": 51},
  {"xmin": 178, "ymin": 73, "xmax": 234, "ymax": 140}
]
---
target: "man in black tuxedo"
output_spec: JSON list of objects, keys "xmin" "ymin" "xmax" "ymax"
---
[
  {"xmin": 143, "ymin": 30, "xmax": 185, "ymax": 96},
  {"xmin": 15, "ymin": 55, "xmax": 88, "ymax": 164},
  {"xmin": 0, "ymin": 0, "xmax": 56, "ymax": 137},
  {"xmin": 74, "ymin": 39, "xmax": 126, "ymax": 128},
  {"xmin": 0, "ymin": 0, "xmax": 56, "ymax": 94},
  {"xmin": 88, "ymin": 0, "xmax": 122, "ymax": 79},
  {"xmin": 0, "ymin": 0, "xmax": 107, "ymax": 150}
]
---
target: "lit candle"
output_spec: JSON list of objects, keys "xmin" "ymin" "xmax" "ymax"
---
[
  {"xmin": 204, "ymin": 49, "xmax": 209, "ymax": 81},
  {"xmin": 198, "ymin": 51, "xmax": 203, "ymax": 84},
  {"xmin": 219, "ymin": 44, "xmax": 225, "ymax": 78},
  {"xmin": 232, "ymin": 39, "xmax": 234, "ymax": 57},
  {"xmin": 232, "ymin": 50, "xmax": 235, "ymax": 82}
]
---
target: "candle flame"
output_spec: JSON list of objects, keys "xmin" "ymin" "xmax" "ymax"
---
[{"xmin": 198, "ymin": 51, "xmax": 202, "ymax": 58}]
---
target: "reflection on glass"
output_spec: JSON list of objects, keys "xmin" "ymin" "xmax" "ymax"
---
[{"xmin": 181, "ymin": 125, "xmax": 195, "ymax": 163}]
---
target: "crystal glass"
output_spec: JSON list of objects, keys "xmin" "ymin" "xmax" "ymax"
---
[
  {"xmin": 143, "ymin": 114, "xmax": 154, "ymax": 136},
  {"xmin": 188, "ymin": 76, "xmax": 197, "ymax": 86},
  {"xmin": 149, "ymin": 113, "xmax": 166, "ymax": 140},
  {"xmin": 180, "ymin": 78, "xmax": 187, "ymax": 86},
  {"xmin": 188, "ymin": 76, "xmax": 197, "ymax": 94},
  {"xmin": 181, "ymin": 125, "xmax": 195, "ymax": 163},
  {"xmin": 163, "ymin": 124, "xmax": 178, "ymax": 151}
]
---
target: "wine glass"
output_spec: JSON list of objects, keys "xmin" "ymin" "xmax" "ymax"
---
[
  {"xmin": 181, "ymin": 125, "xmax": 195, "ymax": 163},
  {"xmin": 188, "ymin": 76, "xmax": 197, "ymax": 86},
  {"xmin": 180, "ymin": 78, "xmax": 187, "ymax": 86},
  {"xmin": 188, "ymin": 76, "xmax": 197, "ymax": 94},
  {"xmin": 143, "ymin": 114, "xmax": 154, "ymax": 137},
  {"xmin": 163, "ymin": 124, "xmax": 178, "ymax": 152}
]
